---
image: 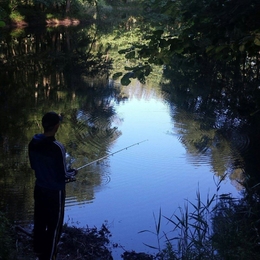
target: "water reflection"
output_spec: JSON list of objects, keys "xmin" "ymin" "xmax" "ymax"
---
[
  {"xmin": 171, "ymin": 109, "xmax": 245, "ymax": 179},
  {"xmin": 63, "ymin": 82, "xmax": 242, "ymax": 257},
  {"xmin": 1, "ymin": 22, "xmax": 260, "ymax": 255},
  {"xmin": 0, "ymin": 25, "xmax": 123, "ymax": 223},
  {"xmin": 161, "ymin": 63, "xmax": 259, "ymax": 190}
]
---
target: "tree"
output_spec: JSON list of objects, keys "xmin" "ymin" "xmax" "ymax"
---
[{"xmin": 118, "ymin": 0, "xmax": 260, "ymax": 85}]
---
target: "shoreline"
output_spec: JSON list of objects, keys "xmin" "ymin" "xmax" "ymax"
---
[
  {"xmin": 3, "ymin": 17, "xmax": 83, "ymax": 29},
  {"xmin": 46, "ymin": 18, "xmax": 80, "ymax": 27}
]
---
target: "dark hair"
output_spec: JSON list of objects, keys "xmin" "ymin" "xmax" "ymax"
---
[{"xmin": 42, "ymin": 112, "xmax": 61, "ymax": 132}]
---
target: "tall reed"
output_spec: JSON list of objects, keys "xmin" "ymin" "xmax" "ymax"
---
[{"xmin": 140, "ymin": 175, "xmax": 260, "ymax": 259}]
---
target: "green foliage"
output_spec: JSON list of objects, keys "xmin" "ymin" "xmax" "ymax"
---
[
  {"xmin": 162, "ymin": 191, "xmax": 217, "ymax": 259},
  {"xmin": 59, "ymin": 223, "xmax": 112, "ymax": 258},
  {"xmin": 10, "ymin": 10, "xmax": 25, "ymax": 22},
  {"xmin": 140, "ymin": 187, "xmax": 260, "ymax": 259},
  {"xmin": 34, "ymin": 0, "xmax": 53, "ymax": 7},
  {"xmin": 2, "ymin": 0, "xmax": 97, "ymax": 23},
  {"xmin": 136, "ymin": 168, "xmax": 260, "ymax": 259},
  {"xmin": 139, "ymin": 187, "xmax": 218, "ymax": 259},
  {"xmin": 211, "ymin": 195, "xmax": 260, "ymax": 259},
  {"xmin": 119, "ymin": 0, "xmax": 260, "ymax": 85}
]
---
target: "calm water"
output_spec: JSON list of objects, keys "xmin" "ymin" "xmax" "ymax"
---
[
  {"xmin": 0, "ymin": 24, "xmax": 247, "ymax": 258},
  {"xmin": 63, "ymin": 83, "xmax": 240, "ymax": 257}
]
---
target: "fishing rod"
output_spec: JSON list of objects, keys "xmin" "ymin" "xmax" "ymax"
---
[{"xmin": 77, "ymin": 139, "xmax": 148, "ymax": 171}]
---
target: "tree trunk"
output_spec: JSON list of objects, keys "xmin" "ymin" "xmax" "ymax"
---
[{"xmin": 66, "ymin": 0, "xmax": 71, "ymax": 13}]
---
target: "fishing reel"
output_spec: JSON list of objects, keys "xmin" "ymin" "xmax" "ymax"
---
[
  {"xmin": 65, "ymin": 177, "xmax": 76, "ymax": 183},
  {"xmin": 65, "ymin": 168, "xmax": 77, "ymax": 183}
]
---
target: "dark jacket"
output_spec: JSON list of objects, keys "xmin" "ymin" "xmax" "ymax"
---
[{"xmin": 29, "ymin": 134, "xmax": 75, "ymax": 190}]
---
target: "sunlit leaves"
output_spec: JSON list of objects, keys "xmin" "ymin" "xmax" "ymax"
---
[
  {"xmin": 254, "ymin": 35, "xmax": 260, "ymax": 46},
  {"xmin": 118, "ymin": 0, "xmax": 260, "ymax": 85},
  {"xmin": 239, "ymin": 45, "xmax": 245, "ymax": 52}
]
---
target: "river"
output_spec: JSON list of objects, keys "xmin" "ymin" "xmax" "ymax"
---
[
  {"xmin": 63, "ymin": 82, "xmax": 241, "ymax": 258},
  {"xmin": 0, "ymin": 22, "xmax": 249, "ymax": 258}
]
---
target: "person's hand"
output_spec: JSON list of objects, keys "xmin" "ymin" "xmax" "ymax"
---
[
  {"xmin": 73, "ymin": 169, "xmax": 78, "ymax": 176},
  {"xmin": 65, "ymin": 169, "xmax": 77, "ymax": 183},
  {"xmin": 68, "ymin": 168, "xmax": 78, "ymax": 176}
]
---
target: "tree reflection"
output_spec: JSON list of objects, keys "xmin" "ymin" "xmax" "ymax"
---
[
  {"xmin": 160, "ymin": 54, "xmax": 260, "ymax": 187},
  {"xmin": 158, "ymin": 50, "xmax": 260, "ymax": 256},
  {"xmin": 0, "ymin": 25, "xmax": 124, "ymax": 220}
]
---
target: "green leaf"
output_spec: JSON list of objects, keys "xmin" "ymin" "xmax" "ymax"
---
[
  {"xmin": 159, "ymin": 39, "xmax": 169, "ymax": 48},
  {"xmin": 124, "ymin": 66, "xmax": 134, "ymax": 71},
  {"xmin": 142, "ymin": 243, "xmax": 159, "ymax": 250},
  {"xmin": 206, "ymin": 45, "xmax": 215, "ymax": 53},
  {"xmin": 254, "ymin": 37, "xmax": 260, "ymax": 46},
  {"xmin": 144, "ymin": 66, "xmax": 152, "ymax": 76},
  {"xmin": 112, "ymin": 72, "xmax": 122, "ymax": 80},
  {"xmin": 118, "ymin": 47, "xmax": 133, "ymax": 54},
  {"xmin": 0, "ymin": 21, "xmax": 5, "ymax": 27},
  {"xmin": 239, "ymin": 44, "xmax": 245, "ymax": 52},
  {"xmin": 138, "ymin": 47, "xmax": 154, "ymax": 58},
  {"xmin": 153, "ymin": 29, "xmax": 164, "ymax": 37},
  {"xmin": 125, "ymin": 51, "xmax": 135, "ymax": 59},
  {"xmin": 175, "ymin": 47, "xmax": 184, "ymax": 54},
  {"xmin": 121, "ymin": 73, "xmax": 133, "ymax": 86},
  {"xmin": 215, "ymin": 45, "xmax": 227, "ymax": 53},
  {"xmin": 132, "ymin": 66, "xmax": 142, "ymax": 72},
  {"xmin": 121, "ymin": 77, "xmax": 131, "ymax": 86}
]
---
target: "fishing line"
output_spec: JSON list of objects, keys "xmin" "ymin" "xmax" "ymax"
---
[{"xmin": 77, "ymin": 139, "xmax": 148, "ymax": 171}]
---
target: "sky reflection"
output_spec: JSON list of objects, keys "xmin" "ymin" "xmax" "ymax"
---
[{"xmin": 65, "ymin": 83, "xmax": 240, "ymax": 257}]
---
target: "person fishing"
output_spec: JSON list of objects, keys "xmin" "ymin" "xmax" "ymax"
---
[{"xmin": 28, "ymin": 111, "xmax": 77, "ymax": 260}]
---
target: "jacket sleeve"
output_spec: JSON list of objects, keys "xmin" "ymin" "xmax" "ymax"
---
[
  {"xmin": 54, "ymin": 140, "xmax": 77, "ymax": 179},
  {"xmin": 65, "ymin": 169, "xmax": 77, "ymax": 179}
]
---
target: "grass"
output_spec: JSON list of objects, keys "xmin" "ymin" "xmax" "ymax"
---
[
  {"xmin": 139, "ymin": 190, "xmax": 217, "ymax": 260},
  {"xmin": 138, "ymin": 177, "xmax": 260, "ymax": 260},
  {"xmin": 161, "ymin": 191, "xmax": 218, "ymax": 259}
]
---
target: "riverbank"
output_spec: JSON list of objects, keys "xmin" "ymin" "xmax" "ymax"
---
[
  {"xmin": 8, "ymin": 18, "xmax": 81, "ymax": 28},
  {"xmin": 13, "ymin": 223, "xmax": 155, "ymax": 260},
  {"xmin": 0, "ymin": 1, "xmax": 139, "ymax": 29}
]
